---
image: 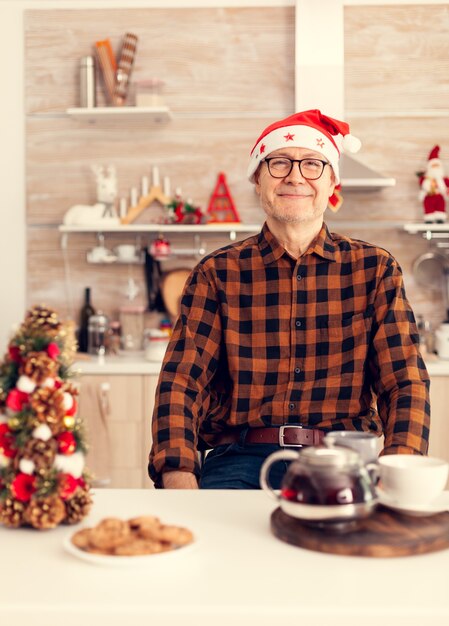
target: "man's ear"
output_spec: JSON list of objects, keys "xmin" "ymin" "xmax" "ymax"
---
[{"xmin": 254, "ymin": 166, "xmax": 261, "ymax": 195}]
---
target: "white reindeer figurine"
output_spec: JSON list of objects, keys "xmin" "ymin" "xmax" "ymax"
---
[{"xmin": 63, "ymin": 165, "xmax": 120, "ymax": 226}]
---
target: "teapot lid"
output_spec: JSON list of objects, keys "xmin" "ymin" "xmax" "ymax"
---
[{"xmin": 299, "ymin": 445, "xmax": 361, "ymax": 468}]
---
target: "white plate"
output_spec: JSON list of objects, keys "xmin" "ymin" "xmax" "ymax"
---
[
  {"xmin": 63, "ymin": 531, "xmax": 196, "ymax": 567},
  {"xmin": 376, "ymin": 488, "xmax": 449, "ymax": 517}
]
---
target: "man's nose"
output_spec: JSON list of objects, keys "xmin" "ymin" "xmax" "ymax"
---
[{"xmin": 284, "ymin": 161, "xmax": 306, "ymax": 183}]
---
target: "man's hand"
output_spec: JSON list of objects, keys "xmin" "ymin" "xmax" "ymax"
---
[{"xmin": 162, "ymin": 471, "xmax": 199, "ymax": 489}]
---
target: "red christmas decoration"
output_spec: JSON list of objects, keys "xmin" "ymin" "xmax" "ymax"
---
[
  {"xmin": 47, "ymin": 342, "xmax": 60, "ymax": 360},
  {"xmin": 0, "ymin": 424, "xmax": 17, "ymax": 459},
  {"xmin": 57, "ymin": 432, "xmax": 77, "ymax": 455},
  {"xmin": 64, "ymin": 397, "xmax": 78, "ymax": 417},
  {"xmin": 6, "ymin": 389, "xmax": 29, "ymax": 412},
  {"xmin": 58, "ymin": 473, "xmax": 79, "ymax": 500},
  {"xmin": 207, "ymin": 173, "xmax": 241, "ymax": 223},
  {"xmin": 11, "ymin": 473, "xmax": 37, "ymax": 502},
  {"xmin": 8, "ymin": 346, "xmax": 21, "ymax": 363}
]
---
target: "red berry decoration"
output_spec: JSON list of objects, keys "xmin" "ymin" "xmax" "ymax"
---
[
  {"xmin": 11, "ymin": 473, "xmax": 37, "ymax": 502},
  {"xmin": 46, "ymin": 342, "xmax": 60, "ymax": 360}
]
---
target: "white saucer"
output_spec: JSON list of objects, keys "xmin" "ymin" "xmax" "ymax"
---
[{"xmin": 376, "ymin": 488, "xmax": 449, "ymax": 517}]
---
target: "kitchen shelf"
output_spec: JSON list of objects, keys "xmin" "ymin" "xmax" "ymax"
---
[
  {"xmin": 59, "ymin": 223, "xmax": 261, "ymax": 234},
  {"xmin": 403, "ymin": 223, "xmax": 449, "ymax": 240},
  {"xmin": 65, "ymin": 106, "xmax": 172, "ymax": 123}
]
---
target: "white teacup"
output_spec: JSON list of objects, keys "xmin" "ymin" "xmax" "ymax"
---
[
  {"xmin": 115, "ymin": 244, "xmax": 137, "ymax": 260},
  {"xmin": 378, "ymin": 455, "xmax": 449, "ymax": 506},
  {"xmin": 324, "ymin": 431, "xmax": 380, "ymax": 465}
]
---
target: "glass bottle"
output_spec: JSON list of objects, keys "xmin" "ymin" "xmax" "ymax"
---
[{"xmin": 78, "ymin": 287, "xmax": 95, "ymax": 353}]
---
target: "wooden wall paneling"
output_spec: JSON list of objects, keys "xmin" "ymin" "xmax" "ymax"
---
[
  {"xmin": 24, "ymin": 5, "xmax": 449, "ymax": 330},
  {"xmin": 26, "ymin": 116, "xmax": 269, "ymax": 226},
  {"xmin": 344, "ymin": 5, "xmax": 449, "ymax": 113},
  {"xmin": 26, "ymin": 226, "xmax": 261, "ymax": 321},
  {"xmin": 24, "ymin": 7, "xmax": 295, "ymax": 115}
]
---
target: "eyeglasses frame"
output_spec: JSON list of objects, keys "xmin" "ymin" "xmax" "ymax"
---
[{"xmin": 262, "ymin": 157, "xmax": 331, "ymax": 180}]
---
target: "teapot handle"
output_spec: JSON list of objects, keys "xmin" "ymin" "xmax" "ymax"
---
[
  {"xmin": 259, "ymin": 449, "xmax": 299, "ymax": 499},
  {"xmin": 366, "ymin": 462, "xmax": 380, "ymax": 486}
]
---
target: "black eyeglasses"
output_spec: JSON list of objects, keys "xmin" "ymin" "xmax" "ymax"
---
[{"xmin": 263, "ymin": 157, "xmax": 330, "ymax": 180}]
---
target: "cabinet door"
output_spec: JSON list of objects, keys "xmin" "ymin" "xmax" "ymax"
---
[
  {"xmin": 143, "ymin": 375, "xmax": 159, "ymax": 489},
  {"xmin": 78, "ymin": 374, "xmax": 144, "ymax": 489},
  {"xmin": 429, "ymin": 376, "xmax": 449, "ymax": 487}
]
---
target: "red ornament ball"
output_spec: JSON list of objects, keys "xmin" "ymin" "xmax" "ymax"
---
[
  {"xmin": 57, "ymin": 432, "xmax": 77, "ymax": 455},
  {"xmin": 11, "ymin": 473, "xmax": 37, "ymax": 502}
]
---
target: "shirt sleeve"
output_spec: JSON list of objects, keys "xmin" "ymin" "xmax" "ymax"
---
[
  {"xmin": 148, "ymin": 266, "xmax": 222, "ymax": 486},
  {"xmin": 368, "ymin": 257, "xmax": 430, "ymax": 456}
]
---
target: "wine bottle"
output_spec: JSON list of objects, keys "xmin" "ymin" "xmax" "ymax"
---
[{"xmin": 78, "ymin": 287, "xmax": 95, "ymax": 352}]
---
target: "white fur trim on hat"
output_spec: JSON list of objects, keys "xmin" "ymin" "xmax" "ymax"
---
[{"xmin": 247, "ymin": 125, "xmax": 342, "ymax": 183}]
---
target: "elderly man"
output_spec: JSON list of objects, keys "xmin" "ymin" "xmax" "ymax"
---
[{"xmin": 148, "ymin": 109, "xmax": 430, "ymax": 490}]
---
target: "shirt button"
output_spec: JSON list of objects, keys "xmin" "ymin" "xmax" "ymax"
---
[
  {"xmin": 296, "ymin": 274, "xmax": 302, "ymax": 281},
  {"xmin": 294, "ymin": 367, "xmax": 301, "ymax": 374},
  {"xmin": 289, "ymin": 403, "xmax": 296, "ymax": 410},
  {"xmin": 295, "ymin": 320, "xmax": 302, "ymax": 328}
]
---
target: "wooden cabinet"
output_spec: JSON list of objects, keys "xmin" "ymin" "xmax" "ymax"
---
[
  {"xmin": 77, "ymin": 374, "xmax": 159, "ymax": 489},
  {"xmin": 429, "ymin": 377, "xmax": 449, "ymax": 460}
]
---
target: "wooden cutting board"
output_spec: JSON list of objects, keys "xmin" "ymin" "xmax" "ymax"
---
[
  {"xmin": 271, "ymin": 506, "xmax": 449, "ymax": 557},
  {"xmin": 160, "ymin": 268, "xmax": 191, "ymax": 318}
]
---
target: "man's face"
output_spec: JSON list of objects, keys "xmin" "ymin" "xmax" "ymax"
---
[{"xmin": 254, "ymin": 146, "xmax": 336, "ymax": 225}]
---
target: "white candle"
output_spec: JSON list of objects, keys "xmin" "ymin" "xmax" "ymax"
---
[
  {"xmin": 130, "ymin": 186, "xmax": 139, "ymax": 206},
  {"xmin": 152, "ymin": 166, "xmax": 160, "ymax": 187},
  {"xmin": 141, "ymin": 176, "xmax": 149, "ymax": 196},
  {"xmin": 163, "ymin": 176, "xmax": 170, "ymax": 197},
  {"xmin": 119, "ymin": 197, "xmax": 127, "ymax": 219}
]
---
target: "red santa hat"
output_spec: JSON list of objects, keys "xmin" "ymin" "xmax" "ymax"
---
[
  {"xmin": 428, "ymin": 145, "xmax": 441, "ymax": 164},
  {"xmin": 247, "ymin": 109, "xmax": 361, "ymax": 184}
]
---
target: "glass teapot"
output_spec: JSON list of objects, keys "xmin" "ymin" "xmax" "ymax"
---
[{"xmin": 260, "ymin": 445, "xmax": 378, "ymax": 527}]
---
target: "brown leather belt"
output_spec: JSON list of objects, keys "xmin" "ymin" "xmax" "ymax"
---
[{"xmin": 213, "ymin": 426, "xmax": 325, "ymax": 448}]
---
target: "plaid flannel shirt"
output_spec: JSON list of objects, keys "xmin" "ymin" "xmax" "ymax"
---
[{"xmin": 148, "ymin": 222, "xmax": 430, "ymax": 485}]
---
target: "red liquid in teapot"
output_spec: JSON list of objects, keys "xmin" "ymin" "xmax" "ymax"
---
[{"xmin": 281, "ymin": 468, "xmax": 373, "ymax": 506}]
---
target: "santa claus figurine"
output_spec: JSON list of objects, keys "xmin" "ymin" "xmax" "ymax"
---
[{"xmin": 419, "ymin": 145, "xmax": 449, "ymax": 223}]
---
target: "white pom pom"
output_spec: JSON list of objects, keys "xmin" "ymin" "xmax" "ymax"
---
[
  {"xmin": 32, "ymin": 423, "xmax": 52, "ymax": 442},
  {"xmin": 0, "ymin": 453, "xmax": 10, "ymax": 469},
  {"xmin": 0, "ymin": 413, "xmax": 8, "ymax": 424},
  {"xmin": 63, "ymin": 392, "xmax": 74, "ymax": 411},
  {"xmin": 16, "ymin": 375, "xmax": 36, "ymax": 394},
  {"xmin": 19, "ymin": 459, "xmax": 35, "ymax": 475},
  {"xmin": 43, "ymin": 377, "xmax": 55, "ymax": 389},
  {"xmin": 342, "ymin": 133, "xmax": 361, "ymax": 153},
  {"xmin": 53, "ymin": 451, "xmax": 85, "ymax": 478}
]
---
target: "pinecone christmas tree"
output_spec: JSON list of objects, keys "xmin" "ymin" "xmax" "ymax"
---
[{"xmin": 0, "ymin": 305, "xmax": 92, "ymax": 529}]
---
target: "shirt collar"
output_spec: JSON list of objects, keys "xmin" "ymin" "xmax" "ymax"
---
[{"xmin": 258, "ymin": 221, "xmax": 337, "ymax": 265}]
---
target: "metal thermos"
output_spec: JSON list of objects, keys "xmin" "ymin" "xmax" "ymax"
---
[
  {"xmin": 88, "ymin": 311, "xmax": 109, "ymax": 355},
  {"xmin": 79, "ymin": 56, "xmax": 96, "ymax": 108}
]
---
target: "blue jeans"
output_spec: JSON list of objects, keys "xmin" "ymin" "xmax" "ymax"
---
[{"xmin": 199, "ymin": 437, "xmax": 290, "ymax": 489}]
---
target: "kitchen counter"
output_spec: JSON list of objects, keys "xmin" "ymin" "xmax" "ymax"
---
[
  {"xmin": 1, "ymin": 489, "xmax": 448, "ymax": 626},
  {"xmin": 74, "ymin": 352, "xmax": 449, "ymax": 376},
  {"xmin": 73, "ymin": 352, "xmax": 162, "ymax": 375}
]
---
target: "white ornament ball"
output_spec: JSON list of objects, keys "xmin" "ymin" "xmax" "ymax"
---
[
  {"xmin": 32, "ymin": 423, "xmax": 52, "ymax": 442},
  {"xmin": 43, "ymin": 377, "xmax": 56, "ymax": 389},
  {"xmin": 16, "ymin": 375, "xmax": 36, "ymax": 394},
  {"xmin": 19, "ymin": 459, "xmax": 36, "ymax": 475},
  {"xmin": 53, "ymin": 451, "xmax": 85, "ymax": 479},
  {"xmin": 63, "ymin": 392, "xmax": 74, "ymax": 411}
]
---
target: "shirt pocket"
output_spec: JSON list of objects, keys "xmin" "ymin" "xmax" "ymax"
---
[{"xmin": 317, "ymin": 309, "xmax": 373, "ymax": 379}]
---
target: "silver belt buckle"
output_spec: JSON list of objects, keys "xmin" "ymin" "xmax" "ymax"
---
[{"xmin": 279, "ymin": 425, "xmax": 303, "ymax": 447}]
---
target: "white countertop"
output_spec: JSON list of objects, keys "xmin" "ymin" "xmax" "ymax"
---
[
  {"xmin": 73, "ymin": 353, "xmax": 162, "ymax": 375},
  {"xmin": 74, "ymin": 353, "xmax": 449, "ymax": 376},
  {"xmin": 1, "ymin": 488, "xmax": 448, "ymax": 626}
]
